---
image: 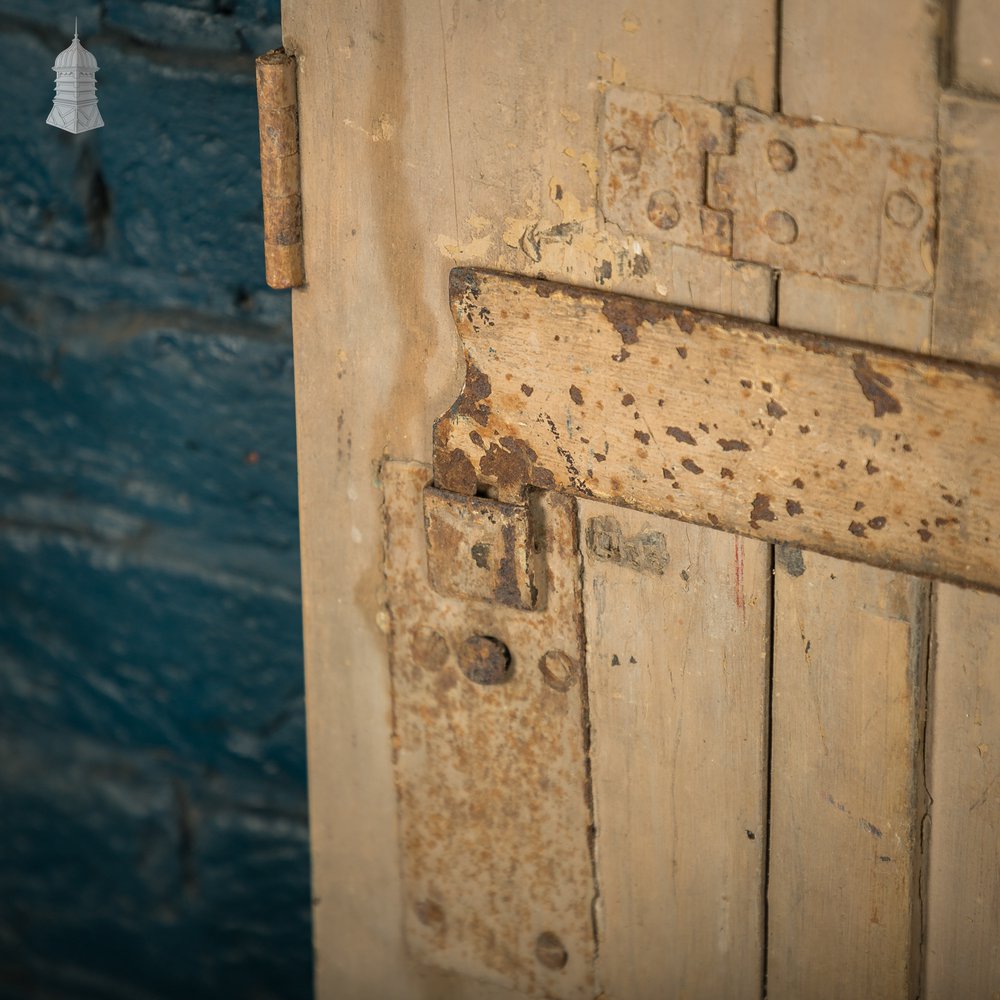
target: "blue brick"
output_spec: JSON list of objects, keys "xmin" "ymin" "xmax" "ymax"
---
[
  {"xmin": 2, "ymin": 734, "xmax": 310, "ymax": 1000},
  {"xmin": 0, "ymin": 527, "xmax": 304, "ymax": 773},
  {"xmin": 0, "ymin": 0, "xmax": 310, "ymax": 995},
  {"xmin": 0, "ymin": 27, "xmax": 283, "ymax": 319},
  {"xmin": 0, "ymin": 301, "xmax": 298, "ymax": 555},
  {"xmin": 103, "ymin": 0, "xmax": 281, "ymax": 54},
  {"xmin": 0, "ymin": 31, "xmax": 100, "ymax": 256}
]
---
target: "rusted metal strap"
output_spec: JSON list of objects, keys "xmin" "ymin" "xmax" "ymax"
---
[
  {"xmin": 434, "ymin": 268, "xmax": 1000, "ymax": 593},
  {"xmin": 256, "ymin": 48, "xmax": 304, "ymax": 289},
  {"xmin": 383, "ymin": 462, "xmax": 596, "ymax": 998}
]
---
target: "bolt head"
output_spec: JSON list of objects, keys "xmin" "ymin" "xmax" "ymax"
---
[
  {"xmin": 646, "ymin": 189, "xmax": 681, "ymax": 230},
  {"xmin": 538, "ymin": 650, "xmax": 578, "ymax": 692},
  {"xmin": 535, "ymin": 931, "xmax": 568, "ymax": 970},
  {"xmin": 458, "ymin": 635, "xmax": 511, "ymax": 685},
  {"xmin": 764, "ymin": 209, "xmax": 798, "ymax": 245}
]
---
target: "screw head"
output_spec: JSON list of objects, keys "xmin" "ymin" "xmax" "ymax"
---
[
  {"xmin": 538, "ymin": 650, "xmax": 578, "ymax": 692},
  {"xmin": 766, "ymin": 139, "xmax": 797, "ymax": 173},
  {"xmin": 535, "ymin": 931, "xmax": 568, "ymax": 970},
  {"xmin": 646, "ymin": 189, "xmax": 681, "ymax": 230},
  {"xmin": 458, "ymin": 635, "xmax": 511, "ymax": 685},
  {"xmin": 652, "ymin": 113, "xmax": 683, "ymax": 152},
  {"xmin": 884, "ymin": 189, "xmax": 922, "ymax": 229},
  {"xmin": 764, "ymin": 209, "xmax": 798, "ymax": 245}
]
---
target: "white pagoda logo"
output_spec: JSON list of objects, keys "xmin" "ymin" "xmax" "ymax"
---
[{"xmin": 46, "ymin": 20, "xmax": 104, "ymax": 134}]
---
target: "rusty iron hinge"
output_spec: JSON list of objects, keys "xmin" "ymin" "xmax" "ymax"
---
[
  {"xmin": 256, "ymin": 48, "xmax": 305, "ymax": 289},
  {"xmin": 382, "ymin": 462, "xmax": 596, "ymax": 998},
  {"xmin": 601, "ymin": 88, "xmax": 936, "ymax": 293}
]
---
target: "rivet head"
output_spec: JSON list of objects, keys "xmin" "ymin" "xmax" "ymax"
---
[
  {"xmin": 764, "ymin": 209, "xmax": 798, "ymax": 245},
  {"xmin": 652, "ymin": 113, "xmax": 683, "ymax": 152},
  {"xmin": 535, "ymin": 931, "xmax": 568, "ymax": 970},
  {"xmin": 538, "ymin": 650, "xmax": 578, "ymax": 692},
  {"xmin": 884, "ymin": 189, "xmax": 922, "ymax": 229},
  {"xmin": 458, "ymin": 635, "xmax": 511, "ymax": 685},
  {"xmin": 646, "ymin": 189, "xmax": 681, "ymax": 230},
  {"xmin": 766, "ymin": 139, "xmax": 797, "ymax": 172}
]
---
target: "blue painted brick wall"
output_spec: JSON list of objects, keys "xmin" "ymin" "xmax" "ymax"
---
[{"xmin": 0, "ymin": 2, "xmax": 311, "ymax": 997}]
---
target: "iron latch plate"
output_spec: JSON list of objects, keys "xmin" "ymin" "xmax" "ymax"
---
[{"xmin": 383, "ymin": 461, "xmax": 596, "ymax": 999}]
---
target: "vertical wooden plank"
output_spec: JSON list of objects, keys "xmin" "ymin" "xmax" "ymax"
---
[
  {"xmin": 926, "ymin": 87, "xmax": 1000, "ymax": 998},
  {"xmin": 781, "ymin": 0, "xmax": 939, "ymax": 139},
  {"xmin": 770, "ymin": 2, "xmax": 938, "ymax": 995},
  {"xmin": 582, "ymin": 507, "xmax": 770, "ymax": 999},
  {"xmin": 770, "ymin": 556, "xmax": 927, "ymax": 998},
  {"xmin": 283, "ymin": 2, "xmax": 777, "ymax": 997},
  {"xmin": 933, "ymin": 96, "xmax": 1000, "ymax": 366},
  {"xmin": 953, "ymin": 0, "xmax": 1000, "ymax": 97},
  {"xmin": 925, "ymin": 587, "xmax": 1000, "ymax": 995}
]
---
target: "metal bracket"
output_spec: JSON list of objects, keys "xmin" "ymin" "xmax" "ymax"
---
[
  {"xmin": 601, "ymin": 88, "xmax": 936, "ymax": 292},
  {"xmin": 382, "ymin": 462, "xmax": 596, "ymax": 999}
]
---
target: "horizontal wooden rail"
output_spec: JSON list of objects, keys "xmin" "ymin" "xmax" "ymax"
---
[{"xmin": 433, "ymin": 268, "xmax": 1000, "ymax": 593}]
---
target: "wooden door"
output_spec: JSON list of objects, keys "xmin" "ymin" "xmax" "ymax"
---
[{"xmin": 278, "ymin": 2, "xmax": 1000, "ymax": 997}]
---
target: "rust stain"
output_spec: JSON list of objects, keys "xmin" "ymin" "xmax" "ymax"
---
[
  {"xmin": 675, "ymin": 312, "xmax": 695, "ymax": 334},
  {"xmin": 435, "ymin": 446, "xmax": 478, "ymax": 496},
  {"xmin": 479, "ymin": 435, "xmax": 556, "ymax": 493},
  {"xmin": 852, "ymin": 353, "xmax": 902, "ymax": 418},
  {"xmin": 667, "ymin": 426, "xmax": 696, "ymax": 445},
  {"xmin": 750, "ymin": 493, "xmax": 776, "ymax": 528},
  {"xmin": 452, "ymin": 363, "xmax": 493, "ymax": 427},
  {"xmin": 601, "ymin": 295, "xmax": 650, "ymax": 345}
]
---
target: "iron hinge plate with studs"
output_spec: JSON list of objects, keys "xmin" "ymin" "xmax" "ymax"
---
[
  {"xmin": 382, "ymin": 461, "xmax": 596, "ymax": 999},
  {"xmin": 600, "ymin": 87, "xmax": 937, "ymax": 292}
]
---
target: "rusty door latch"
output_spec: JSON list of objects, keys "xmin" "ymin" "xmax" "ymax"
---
[{"xmin": 382, "ymin": 462, "xmax": 596, "ymax": 999}]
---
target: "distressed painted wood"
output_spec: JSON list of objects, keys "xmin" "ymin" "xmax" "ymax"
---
[
  {"xmin": 925, "ymin": 585, "xmax": 1000, "ymax": 995},
  {"xmin": 769, "ymin": 554, "xmax": 928, "ymax": 999},
  {"xmin": 926, "ymin": 81, "xmax": 1000, "ymax": 999},
  {"xmin": 581, "ymin": 500, "xmax": 770, "ymax": 998},
  {"xmin": 435, "ymin": 268, "xmax": 1000, "ymax": 593},
  {"xmin": 283, "ymin": 1, "xmax": 777, "ymax": 996},
  {"xmin": 768, "ymin": 8, "xmax": 939, "ymax": 996},
  {"xmin": 953, "ymin": 0, "xmax": 1000, "ymax": 97},
  {"xmin": 935, "ymin": 95, "xmax": 1000, "ymax": 367},
  {"xmin": 781, "ymin": 0, "xmax": 939, "ymax": 140}
]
